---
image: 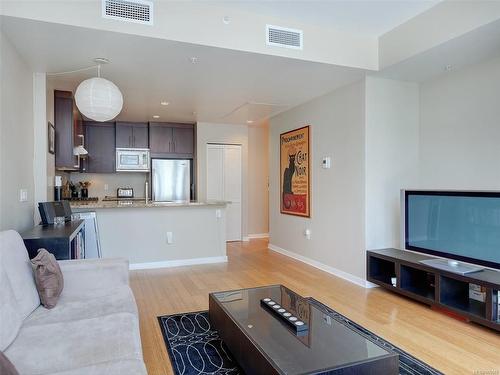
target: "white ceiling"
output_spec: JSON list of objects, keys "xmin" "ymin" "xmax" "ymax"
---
[
  {"xmin": 209, "ymin": 0, "xmax": 439, "ymax": 37},
  {"xmin": 1, "ymin": 16, "xmax": 367, "ymax": 124}
]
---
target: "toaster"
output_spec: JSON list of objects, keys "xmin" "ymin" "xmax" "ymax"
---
[{"xmin": 117, "ymin": 187, "xmax": 134, "ymax": 198}]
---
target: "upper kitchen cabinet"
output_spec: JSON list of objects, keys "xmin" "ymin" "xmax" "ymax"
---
[
  {"xmin": 82, "ymin": 121, "xmax": 116, "ymax": 173},
  {"xmin": 149, "ymin": 122, "xmax": 195, "ymax": 158},
  {"xmin": 116, "ymin": 122, "xmax": 149, "ymax": 149},
  {"xmin": 54, "ymin": 90, "xmax": 82, "ymax": 170}
]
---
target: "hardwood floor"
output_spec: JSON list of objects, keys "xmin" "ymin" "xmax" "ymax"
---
[{"xmin": 130, "ymin": 239, "xmax": 500, "ymax": 375}]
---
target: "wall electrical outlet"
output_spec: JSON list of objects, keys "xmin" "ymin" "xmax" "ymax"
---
[
  {"xmin": 215, "ymin": 209, "xmax": 222, "ymax": 219},
  {"xmin": 104, "ymin": 184, "xmax": 109, "ymax": 192},
  {"xmin": 19, "ymin": 189, "xmax": 28, "ymax": 202},
  {"xmin": 166, "ymin": 231, "xmax": 173, "ymax": 244},
  {"xmin": 305, "ymin": 229, "xmax": 311, "ymax": 240}
]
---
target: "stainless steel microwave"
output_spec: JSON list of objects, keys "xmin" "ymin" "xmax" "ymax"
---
[{"xmin": 116, "ymin": 148, "xmax": 150, "ymax": 172}]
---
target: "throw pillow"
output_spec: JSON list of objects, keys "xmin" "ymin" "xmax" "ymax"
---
[
  {"xmin": 31, "ymin": 249, "xmax": 64, "ymax": 309},
  {"xmin": 0, "ymin": 351, "xmax": 19, "ymax": 375}
]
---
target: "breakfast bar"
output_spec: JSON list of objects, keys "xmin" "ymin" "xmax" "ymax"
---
[{"xmin": 72, "ymin": 201, "xmax": 227, "ymax": 268}]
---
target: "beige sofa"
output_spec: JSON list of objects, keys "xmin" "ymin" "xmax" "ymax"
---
[{"xmin": 0, "ymin": 230, "xmax": 147, "ymax": 374}]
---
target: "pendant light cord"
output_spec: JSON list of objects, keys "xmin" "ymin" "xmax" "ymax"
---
[{"xmin": 46, "ymin": 64, "xmax": 100, "ymax": 77}]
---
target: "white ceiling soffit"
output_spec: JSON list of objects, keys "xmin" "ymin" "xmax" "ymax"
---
[
  {"xmin": 0, "ymin": 0, "xmax": 379, "ymax": 70},
  {"xmin": 208, "ymin": 0, "xmax": 439, "ymax": 37},
  {"xmin": 0, "ymin": 16, "xmax": 366, "ymax": 124},
  {"xmin": 378, "ymin": 18, "xmax": 500, "ymax": 82}
]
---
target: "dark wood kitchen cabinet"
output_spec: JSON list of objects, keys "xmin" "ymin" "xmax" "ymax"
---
[
  {"xmin": 116, "ymin": 122, "xmax": 149, "ymax": 148},
  {"xmin": 82, "ymin": 122, "xmax": 116, "ymax": 173},
  {"xmin": 55, "ymin": 90, "xmax": 82, "ymax": 170},
  {"xmin": 149, "ymin": 122, "xmax": 194, "ymax": 158}
]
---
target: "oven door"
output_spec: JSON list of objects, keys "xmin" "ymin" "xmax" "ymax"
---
[{"xmin": 116, "ymin": 149, "xmax": 150, "ymax": 172}]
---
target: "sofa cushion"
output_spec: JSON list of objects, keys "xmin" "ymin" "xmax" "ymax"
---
[
  {"xmin": 0, "ymin": 351, "xmax": 19, "ymax": 375},
  {"xmin": 0, "ymin": 265, "xmax": 22, "ymax": 351},
  {"xmin": 48, "ymin": 359, "xmax": 147, "ymax": 375},
  {"xmin": 31, "ymin": 249, "xmax": 64, "ymax": 309},
  {"xmin": 24, "ymin": 286, "xmax": 138, "ymax": 327},
  {"xmin": 5, "ymin": 312, "xmax": 143, "ymax": 375},
  {"xmin": 0, "ymin": 230, "xmax": 40, "ymax": 319}
]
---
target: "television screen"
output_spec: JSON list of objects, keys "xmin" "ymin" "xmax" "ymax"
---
[{"xmin": 405, "ymin": 191, "xmax": 500, "ymax": 269}]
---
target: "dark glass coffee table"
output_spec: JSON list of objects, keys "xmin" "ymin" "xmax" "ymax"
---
[{"xmin": 209, "ymin": 285, "xmax": 398, "ymax": 375}]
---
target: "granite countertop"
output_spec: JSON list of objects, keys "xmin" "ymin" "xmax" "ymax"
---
[{"xmin": 70, "ymin": 200, "xmax": 228, "ymax": 209}]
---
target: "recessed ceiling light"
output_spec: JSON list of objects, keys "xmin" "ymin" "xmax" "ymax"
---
[
  {"xmin": 246, "ymin": 120, "xmax": 254, "ymax": 124},
  {"xmin": 444, "ymin": 64, "xmax": 453, "ymax": 72},
  {"xmin": 189, "ymin": 57, "xmax": 198, "ymax": 64},
  {"xmin": 160, "ymin": 101, "xmax": 169, "ymax": 106},
  {"xmin": 152, "ymin": 115, "xmax": 160, "ymax": 119},
  {"xmin": 222, "ymin": 16, "xmax": 231, "ymax": 25}
]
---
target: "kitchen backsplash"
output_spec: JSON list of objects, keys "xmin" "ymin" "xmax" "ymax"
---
[{"xmin": 69, "ymin": 173, "xmax": 147, "ymax": 198}]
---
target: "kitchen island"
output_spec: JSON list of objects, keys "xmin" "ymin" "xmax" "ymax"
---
[{"xmin": 72, "ymin": 201, "xmax": 227, "ymax": 269}]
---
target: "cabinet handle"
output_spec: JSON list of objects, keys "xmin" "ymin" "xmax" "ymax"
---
[
  {"xmin": 133, "ymin": 136, "xmax": 136, "ymax": 147},
  {"xmin": 169, "ymin": 141, "xmax": 171, "ymax": 152},
  {"xmin": 129, "ymin": 135, "xmax": 132, "ymax": 147}
]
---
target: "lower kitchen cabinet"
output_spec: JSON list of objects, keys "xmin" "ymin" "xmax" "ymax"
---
[{"xmin": 82, "ymin": 122, "xmax": 116, "ymax": 173}]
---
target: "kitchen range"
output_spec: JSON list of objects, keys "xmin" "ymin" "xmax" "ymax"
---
[{"xmin": 53, "ymin": 90, "xmax": 227, "ymax": 268}]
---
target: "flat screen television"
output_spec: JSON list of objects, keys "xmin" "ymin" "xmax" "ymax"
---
[{"xmin": 403, "ymin": 190, "xmax": 500, "ymax": 270}]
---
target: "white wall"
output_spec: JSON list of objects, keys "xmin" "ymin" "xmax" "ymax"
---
[
  {"xmin": 269, "ymin": 80, "xmax": 367, "ymax": 281},
  {"xmin": 248, "ymin": 123, "xmax": 269, "ymax": 236},
  {"xmin": 33, "ymin": 72, "xmax": 47, "ymax": 222},
  {"xmin": 0, "ymin": 31, "xmax": 34, "ymax": 231},
  {"xmin": 419, "ymin": 55, "xmax": 500, "ymax": 190},
  {"xmin": 197, "ymin": 122, "xmax": 249, "ymax": 238},
  {"xmin": 365, "ymin": 77, "xmax": 419, "ymax": 250}
]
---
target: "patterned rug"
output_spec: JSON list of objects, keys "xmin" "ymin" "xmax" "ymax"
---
[{"xmin": 158, "ymin": 299, "xmax": 442, "ymax": 375}]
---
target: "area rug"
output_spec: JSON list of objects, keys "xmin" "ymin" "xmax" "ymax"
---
[{"xmin": 158, "ymin": 299, "xmax": 442, "ymax": 375}]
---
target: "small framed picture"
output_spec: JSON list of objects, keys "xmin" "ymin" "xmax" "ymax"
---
[{"xmin": 48, "ymin": 122, "xmax": 55, "ymax": 154}]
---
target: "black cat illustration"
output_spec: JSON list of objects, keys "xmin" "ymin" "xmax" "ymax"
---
[{"xmin": 283, "ymin": 153, "xmax": 296, "ymax": 194}]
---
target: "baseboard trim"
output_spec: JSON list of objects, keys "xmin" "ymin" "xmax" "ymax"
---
[
  {"xmin": 130, "ymin": 256, "xmax": 228, "ymax": 270},
  {"xmin": 268, "ymin": 244, "xmax": 375, "ymax": 289},
  {"xmin": 243, "ymin": 233, "xmax": 269, "ymax": 241}
]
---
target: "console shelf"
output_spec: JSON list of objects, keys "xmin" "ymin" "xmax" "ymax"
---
[{"xmin": 367, "ymin": 248, "xmax": 500, "ymax": 332}]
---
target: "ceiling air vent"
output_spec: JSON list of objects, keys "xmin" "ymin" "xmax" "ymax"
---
[
  {"xmin": 102, "ymin": 0, "xmax": 153, "ymax": 26},
  {"xmin": 266, "ymin": 24, "xmax": 303, "ymax": 50}
]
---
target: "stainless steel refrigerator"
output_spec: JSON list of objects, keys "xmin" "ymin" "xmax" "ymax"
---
[{"xmin": 151, "ymin": 159, "xmax": 191, "ymax": 202}]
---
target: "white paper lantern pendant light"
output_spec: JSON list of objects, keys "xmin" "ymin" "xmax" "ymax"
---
[{"xmin": 75, "ymin": 60, "xmax": 123, "ymax": 122}]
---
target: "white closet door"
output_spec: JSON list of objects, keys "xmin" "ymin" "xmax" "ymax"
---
[
  {"xmin": 206, "ymin": 144, "xmax": 242, "ymax": 241},
  {"xmin": 224, "ymin": 145, "xmax": 242, "ymax": 241}
]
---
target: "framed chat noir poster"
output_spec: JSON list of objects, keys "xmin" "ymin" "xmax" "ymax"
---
[{"xmin": 280, "ymin": 126, "xmax": 310, "ymax": 218}]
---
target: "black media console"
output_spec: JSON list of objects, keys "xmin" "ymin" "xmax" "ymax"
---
[{"xmin": 367, "ymin": 248, "xmax": 500, "ymax": 332}]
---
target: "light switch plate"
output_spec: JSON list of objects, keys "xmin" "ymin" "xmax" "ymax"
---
[
  {"xmin": 322, "ymin": 157, "xmax": 331, "ymax": 169},
  {"xmin": 166, "ymin": 231, "xmax": 173, "ymax": 244},
  {"xmin": 19, "ymin": 189, "xmax": 28, "ymax": 202}
]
